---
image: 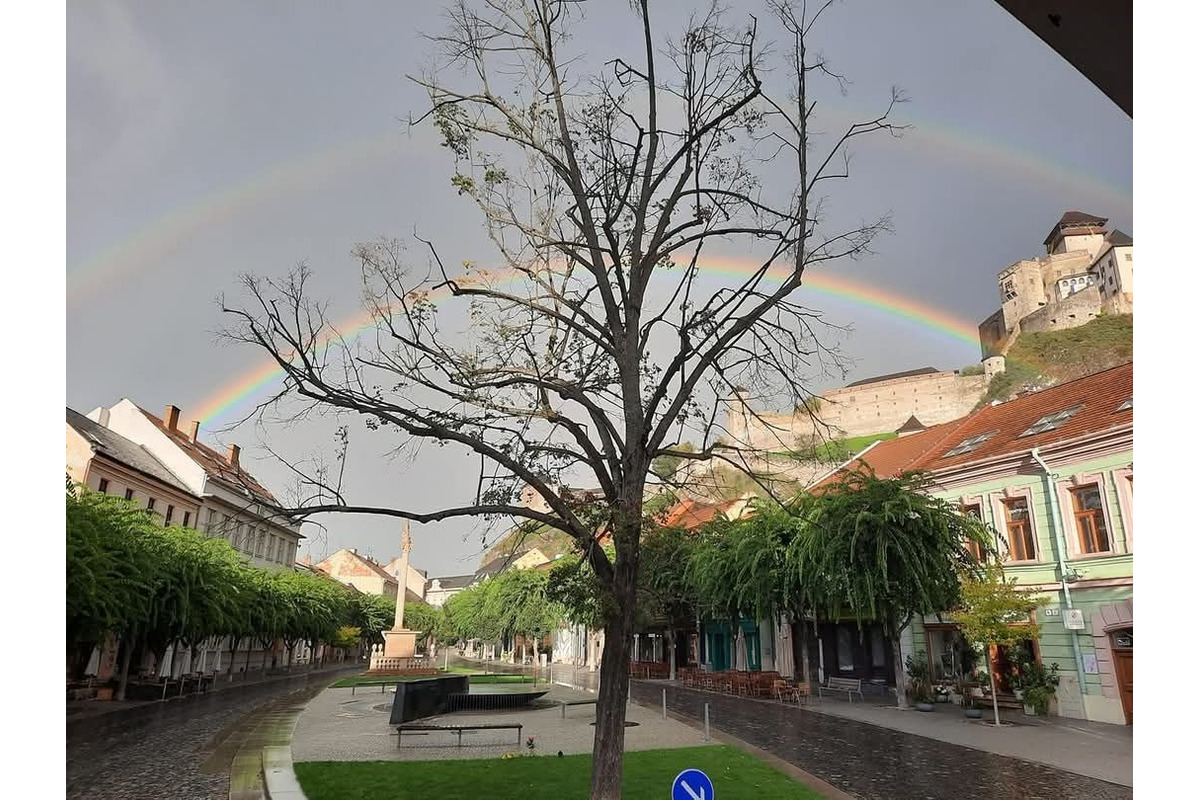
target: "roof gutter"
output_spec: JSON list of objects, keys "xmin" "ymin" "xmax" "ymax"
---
[{"xmin": 1030, "ymin": 447, "xmax": 1089, "ymax": 700}]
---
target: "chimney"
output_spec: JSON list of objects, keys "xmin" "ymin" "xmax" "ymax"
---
[
  {"xmin": 164, "ymin": 405, "xmax": 181, "ymax": 431},
  {"xmin": 189, "ymin": 420, "xmax": 200, "ymax": 443},
  {"xmin": 227, "ymin": 443, "xmax": 241, "ymax": 468}
]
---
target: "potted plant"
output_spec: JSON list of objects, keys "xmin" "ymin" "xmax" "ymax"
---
[
  {"xmin": 1018, "ymin": 662, "xmax": 1060, "ymax": 716},
  {"xmin": 906, "ymin": 655, "xmax": 935, "ymax": 712}
]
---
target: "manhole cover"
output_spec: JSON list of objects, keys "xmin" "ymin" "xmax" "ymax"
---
[{"xmin": 589, "ymin": 721, "xmax": 639, "ymax": 728}]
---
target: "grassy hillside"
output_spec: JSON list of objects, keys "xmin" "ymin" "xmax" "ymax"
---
[{"xmin": 983, "ymin": 313, "xmax": 1132, "ymax": 405}]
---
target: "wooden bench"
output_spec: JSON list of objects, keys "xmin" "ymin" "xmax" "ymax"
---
[
  {"xmin": 818, "ymin": 677, "xmax": 864, "ymax": 702},
  {"xmin": 396, "ymin": 722, "xmax": 523, "ymax": 749},
  {"xmin": 559, "ymin": 699, "xmax": 598, "ymax": 719}
]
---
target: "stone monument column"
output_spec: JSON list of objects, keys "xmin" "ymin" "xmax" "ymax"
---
[{"xmin": 382, "ymin": 521, "xmax": 420, "ymax": 660}]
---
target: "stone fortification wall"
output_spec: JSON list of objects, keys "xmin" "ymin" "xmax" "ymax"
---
[
  {"xmin": 1018, "ymin": 284, "xmax": 1102, "ymax": 335},
  {"xmin": 727, "ymin": 370, "xmax": 988, "ymax": 451}
]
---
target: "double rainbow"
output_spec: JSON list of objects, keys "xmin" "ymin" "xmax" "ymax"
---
[{"xmin": 192, "ymin": 255, "xmax": 983, "ymax": 425}]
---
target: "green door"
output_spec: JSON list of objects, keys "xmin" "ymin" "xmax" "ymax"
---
[
  {"xmin": 707, "ymin": 623, "xmax": 731, "ymax": 671},
  {"xmin": 746, "ymin": 629, "xmax": 762, "ymax": 671}
]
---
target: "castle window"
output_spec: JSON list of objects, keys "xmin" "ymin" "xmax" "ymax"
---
[
  {"xmin": 98, "ymin": 478, "xmax": 109, "ymax": 494},
  {"xmin": 1124, "ymin": 253, "xmax": 1132, "ymax": 261}
]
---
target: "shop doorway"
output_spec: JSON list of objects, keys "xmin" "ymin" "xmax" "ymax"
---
[{"xmin": 1112, "ymin": 628, "xmax": 1132, "ymax": 724}]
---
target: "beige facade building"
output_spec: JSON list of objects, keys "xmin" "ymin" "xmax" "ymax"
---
[
  {"xmin": 85, "ymin": 399, "xmax": 304, "ymax": 570},
  {"xmin": 316, "ymin": 548, "xmax": 400, "ymax": 598},
  {"xmin": 67, "ymin": 408, "xmax": 202, "ymax": 529},
  {"xmin": 978, "ymin": 212, "xmax": 1134, "ymax": 356}
]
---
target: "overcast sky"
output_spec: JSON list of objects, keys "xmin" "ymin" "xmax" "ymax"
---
[{"xmin": 66, "ymin": 0, "xmax": 1131, "ymax": 576}]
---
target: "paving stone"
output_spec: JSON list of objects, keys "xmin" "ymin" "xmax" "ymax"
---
[{"xmin": 631, "ymin": 682, "xmax": 1133, "ymax": 800}]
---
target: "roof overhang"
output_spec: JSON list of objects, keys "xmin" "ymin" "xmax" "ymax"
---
[{"xmin": 994, "ymin": 1, "xmax": 1131, "ymax": 117}]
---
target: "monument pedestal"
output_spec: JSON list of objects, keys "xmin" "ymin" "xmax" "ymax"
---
[{"xmin": 383, "ymin": 629, "xmax": 419, "ymax": 658}]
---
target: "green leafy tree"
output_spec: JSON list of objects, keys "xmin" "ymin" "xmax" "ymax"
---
[
  {"xmin": 951, "ymin": 562, "xmax": 1046, "ymax": 725},
  {"xmin": 789, "ymin": 468, "xmax": 990, "ymax": 707}
]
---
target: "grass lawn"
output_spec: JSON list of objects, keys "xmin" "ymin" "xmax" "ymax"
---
[
  {"xmin": 331, "ymin": 672, "xmax": 537, "ymax": 688},
  {"xmin": 295, "ymin": 746, "xmax": 822, "ymax": 799}
]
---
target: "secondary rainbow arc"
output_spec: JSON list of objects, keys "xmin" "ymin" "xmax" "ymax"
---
[{"xmin": 192, "ymin": 256, "xmax": 984, "ymax": 425}]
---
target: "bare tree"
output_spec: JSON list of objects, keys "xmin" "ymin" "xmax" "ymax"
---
[{"xmin": 223, "ymin": 1, "xmax": 900, "ymax": 795}]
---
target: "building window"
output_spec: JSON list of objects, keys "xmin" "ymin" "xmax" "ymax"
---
[
  {"xmin": 98, "ymin": 478, "xmax": 109, "ymax": 494},
  {"xmin": 1070, "ymin": 484, "xmax": 1111, "ymax": 554},
  {"xmin": 1124, "ymin": 253, "xmax": 1132, "ymax": 261},
  {"xmin": 165, "ymin": 505, "xmax": 174, "ymax": 524},
  {"xmin": 124, "ymin": 488, "xmax": 135, "ymax": 501},
  {"xmin": 836, "ymin": 626, "xmax": 855, "ymax": 671},
  {"xmin": 1002, "ymin": 497, "xmax": 1036, "ymax": 561},
  {"xmin": 961, "ymin": 503, "xmax": 985, "ymax": 560},
  {"xmin": 1108, "ymin": 275, "xmax": 1115, "ymax": 286},
  {"xmin": 183, "ymin": 511, "xmax": 191, "ymax": 528},
  {"xmin": 147, "ymin": 498, "xmax": 157, "ymax": 513}
]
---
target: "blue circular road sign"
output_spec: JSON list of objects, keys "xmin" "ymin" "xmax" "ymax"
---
[{"xmin": 672, "ymin": 768, "xmax": 715, "ymax": 800}]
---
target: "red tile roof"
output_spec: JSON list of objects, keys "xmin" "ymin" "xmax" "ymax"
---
[
  {"xmin": 660, "ymin": 497, "xmax": 739, "ymax": 530},
  {"xmin": 811, "ymin": 363, "xmax": 1132, "ymax": 486},
  {"xmin": 137, "ymin": 406, "xmax": 277, "ymax": 504}
]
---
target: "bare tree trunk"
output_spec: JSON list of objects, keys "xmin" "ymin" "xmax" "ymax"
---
[
  {"xmin": 891, "ymin": 619, "xmax": 909, "ymax": 709},
  {"xmin": 590, "ymin": 524, "xmax": 640, "ymax": 800},
  {"xmin": 989, "ymin": 652, "xmax": 1002, "ymax": 726},
  {"xmin": 228, "ymin": 638, "xmax": 240, "ymax": 682},
  {"xmin": 798, "ymin": 617, "xmax": 811, "ymax": 686},
  {"xmin": 115, "ymin": 633, "xmax": 137, "ymax": 702}
]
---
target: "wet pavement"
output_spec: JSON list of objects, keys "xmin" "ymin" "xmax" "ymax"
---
[
  {"xmin": 66, "ymin": 667, "xmax": 356, "ymax": 800},
  {"xmin": 631, "ymin": 681, "xmax": 1133, "ymax": 800}
]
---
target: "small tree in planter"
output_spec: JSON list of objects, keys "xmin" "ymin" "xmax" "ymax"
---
[{"xmin": 950, "ymin": 563, "xmax": 1045, "ymax": 726}]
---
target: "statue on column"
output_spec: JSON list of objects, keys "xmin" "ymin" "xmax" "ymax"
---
[{"xmin": 380, "ymin": 521, "xmax": 420, "ymax": 662}]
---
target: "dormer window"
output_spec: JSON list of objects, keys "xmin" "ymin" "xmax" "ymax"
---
[
  {"xmin": 1020, "ymin": 406, "xmax": 1083, "ymax": 437},
  {"xmin": 944, "ymin": 431, "xmax": 998, "ymax": 457},
  {"xmin": 1117, "ymin": 398, "xmax": 1132, "ymax": 412}
]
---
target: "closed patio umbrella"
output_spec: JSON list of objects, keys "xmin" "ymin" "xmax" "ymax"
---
[{"xmin": 775, "ymin": 614, "xmax": 795, "ymax": 679}]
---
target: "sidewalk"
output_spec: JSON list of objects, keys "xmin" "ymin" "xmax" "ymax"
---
[
  {"xmin": 66, "ymin": 661, "xmax": 364, "ymax": 725},
  {"xmin": 632, "ymin": 681, "xmax": 1131, "ymax": 799},
  {"xmin": 794, "ymin": 690, "xmax": 1131, "ymax": 786}
]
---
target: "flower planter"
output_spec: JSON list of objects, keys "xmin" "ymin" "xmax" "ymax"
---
[
  {"xmin": 964, "ymin": 709, "xmax": 983, "ymax": 719},
  {"xmin": 949, "ymin": 693, "xmax": 963, "ymax": 706},
  {"xmin": 1012, "ymin": 689, "xmax": 1024, "ymax": 701},
  {"xmin": 916, "ymin": 703, "xmax": 935, "ymax": 712},
  {"xmin": 95, "ymin": 687, "xmax": 114, "ymax": 701},
  {"xmin": 935, "ymin": 694, "xmax": 949, "ymax": 703},
  {"xmin": 1023, "ymin": 703, "xmax": 1036, "ymax": 716}
]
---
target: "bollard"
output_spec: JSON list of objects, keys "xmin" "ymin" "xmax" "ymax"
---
[
  {"xmin": 352, "ymin": 684, "xmax": 356, "ymax": 696},
  {"xmin": 704, "ymin": 703, "xmax": 710, "ymax": 741},
  {"xmin": 662, "ymin": 688, "xmax": 667, "ymax": 720}
]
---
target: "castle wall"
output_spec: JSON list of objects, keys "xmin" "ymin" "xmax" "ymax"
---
[
  {"xmin": 1017, "ymin": 284, "xmax": 1102, "ymax": 335},
  {"xmin": 978, "ymin": 308, "xmax": 1010, "ymax": 358},
  {"xmin": 730, "ymin": 371, "xmax": 988, "ymax": 451}
]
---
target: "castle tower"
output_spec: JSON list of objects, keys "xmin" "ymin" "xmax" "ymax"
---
[{"xmin": 1043, "ymin": 211, "xmax": 1109, "ymax": 259}]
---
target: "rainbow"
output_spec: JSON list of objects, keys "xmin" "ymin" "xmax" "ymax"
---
[
  {"xmin": 67, "ymin": 104, "xmax": 1130, "ymax": 311},
  {"xmin": 192, "ymin": 256, "xmax": 984, "ymax": 425}
]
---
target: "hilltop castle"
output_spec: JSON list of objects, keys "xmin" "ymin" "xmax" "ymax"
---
[
  {"xmin": 978, "ymin": 211, "xmax": 1134, "ymax": 357},
  {"xmin": 723, "ymin": 211, "xmax": 1134, "ymax": 461}
]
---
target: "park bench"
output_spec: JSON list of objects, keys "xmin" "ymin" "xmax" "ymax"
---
[
  {"xmin": 395, "ymin": 722, "xmax": 523, "ymax": 749},
  {"xmin": 818, "ymin": 677, "xmax": 864, "ymax": 702},
  {"xmin": 559, "ymin": 699, "xmax": 598, "ymax": 718}
]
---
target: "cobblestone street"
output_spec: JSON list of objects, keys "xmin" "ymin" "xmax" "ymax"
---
[
  {"xmin": 631, "ymin": 681, "xmax": 1133, "ymax": 800},
  {"xmin": 66, "ymin": 668, "xmax": 354, "ymax": 799}
]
